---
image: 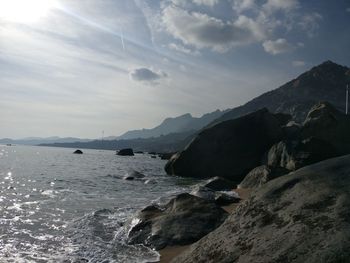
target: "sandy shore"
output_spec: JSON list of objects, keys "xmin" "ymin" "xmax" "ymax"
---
[{"xmin": 157, "ymin": 187, "xmax": 251, "ymax": 262}]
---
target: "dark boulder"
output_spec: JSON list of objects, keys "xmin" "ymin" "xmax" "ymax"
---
[
  {"xmin": 267, "ymin": 138, "xmax": 337, "ymax": 171},
  {"xmin": 127, "ymin": 193, "xmax": 228, "ymax": 250},
  {"xmin": 174, "ymin": 155, "xmax": 350, "ymax": 263},
  {"xmin": 214, "ymin": 191, "xmax": 241, "ymax": 206},
  {"xmin": 165, "ymin": 109, "xmax": 288, "ymax": 182},
  {"xmin": 73, "ymin": 149, "xmax": 83, "ymax": 154},
  {"xmin": 117, "ymin": 148, "xmax": 134, "ymax": 156},
  {"xmin": 202, "ymin": 176, "xmax": 237, "ymax": 191},
  {"xmin": 238, "ymin": 165, "xmax": 289, "ymax": 189},
  {"xmin": 302, "ymin": 101, "xmax": 350, "ymax": 154}
]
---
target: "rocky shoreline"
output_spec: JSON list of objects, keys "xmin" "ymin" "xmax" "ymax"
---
[{"xmin": 126, "ymin": 102, "xmax": 350, "ymax": 262}]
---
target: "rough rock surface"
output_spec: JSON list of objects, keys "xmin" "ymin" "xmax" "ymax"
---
[
  {"xmin": 117, "ymin": 148, "xmax": 134, "ymax": 156},
  {"xmin": 174, "ymin": 155, "xmax": 350, "ymax": 263},
  {"xmin": 202, "ymin": 176, "xmax": 237, "ymax": 191},
  {"xmin": 127, "ymin": 193, "xmax": 228, "ymax": 250},
  {"xmin": 165, "ymin": 109, "xmax": 289, "ymax": 181},
  {"xmin": 239, "ymin": 165, "xmax": 289, "ymax": 189}
]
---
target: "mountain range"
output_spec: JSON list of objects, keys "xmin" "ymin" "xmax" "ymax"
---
[{"xmin": 16, "ymin": 60, "xmax": 350, "ymax": 152}]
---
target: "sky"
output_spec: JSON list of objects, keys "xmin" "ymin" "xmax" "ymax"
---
[{"xmin": 0, "ymin": 0, "xmax": 349, "ymax": 139}]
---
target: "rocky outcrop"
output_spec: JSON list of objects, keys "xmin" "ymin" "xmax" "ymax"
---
[
  {"xmin": 190, "ymin": 186, "xmax": 240, "ymax": 206},
  {"xmin": 174, "ymin": 155, "xmax": 350, "ymax": 263},
  {"xmin": 202, "ymin": 176, "xmax": 237, "ymax": 191},
  {"xmin": 117, "ymin": 148, "xmax": 134, "ymax": 156},
  {"xmin": 165, "ymin": 109, "xmax": 290, "ymax": 181},
  {"xmin": 127, "ymin": 193, "xmax": 228, "ymax": 250},
  {"xmin": 73, "ymin": 149, "xmax": 83, "ymax": 154},
  {"xmin": 239, "ymin": 165, "xmax": 289, "ymax": 189},
  {"xmin": 302, "ymin": 102, "xmax": 350, "ymax": 154}
]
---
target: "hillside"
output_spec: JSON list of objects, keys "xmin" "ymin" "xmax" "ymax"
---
[{"xmin": 209, "ymin": 61, "xmax": 350, "ymax": 127}]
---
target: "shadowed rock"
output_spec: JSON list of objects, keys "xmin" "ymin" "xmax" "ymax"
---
[
  {"xmin": 117, "ymin": 148, "xmax": 134, "ymax": 156},
  {"xmin": 73, "ymin": 149, "xmax": 83, "ymax": 154},
  {"xmin": 174, "ymin": 155, "xmax": 350, "ymax": 263},
  {"xmin": 165, "ymin": 109, "xmax": 290, "ymax": 182},
  {"xmin": 127, "ymin": 193, "xmax": 228, "ymax": 250}
]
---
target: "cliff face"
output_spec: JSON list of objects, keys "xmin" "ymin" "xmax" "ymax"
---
[{"xmin": 209, "ymin": 61, "xmax": 350, "ymax": 127}]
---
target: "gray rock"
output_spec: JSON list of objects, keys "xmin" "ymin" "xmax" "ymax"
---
[
  {"xmin": 190, "ymin": 186, "xmax": 216, "ymax": 201},
  {"xmin": 165, "ymin": 109, "xmax": 287, "ymax": 182},
  {"xmin": 267, "ymin": 138, "xmax": 337, "ymax": 171},
  {"xmin": 127, "ymin": 193, "xmax": 228, "ymax": 250},
  {"xmin": 202, "ymin": 176, "xmax": 237, "ymax": 191},
  {"xmin": 214, "ymin": 191, "xmax": 241, "ymax": 206},
  {"xmin": 239, "ymin": 165, "xmax": 289, "ymax": 189},
  {"xmin": 174, "ymin": 155, "xmax": 350, "ymax": 263}
]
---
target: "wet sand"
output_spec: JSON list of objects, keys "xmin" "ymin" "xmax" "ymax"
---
[{"xmin": 157, "ymin": 188, "xmax": 252, "ymax": 262}]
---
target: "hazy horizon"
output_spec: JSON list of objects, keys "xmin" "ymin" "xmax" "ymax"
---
[{"xmin": 1, "ymin": 0, "xmax": 350, "ymax": 139}]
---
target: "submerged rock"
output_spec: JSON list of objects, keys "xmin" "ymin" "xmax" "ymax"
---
[
  {"xmin": 117, "ymin": 148, "xmax": 134, "ymax": 156},
  {"xmin": 127, "ymin": 193, "xmax": 228, "ymax": 250},
  {"xmin": 123, "ymin": 170, "xmax": 145, "ymax": 181},
  {"xmin": 174, "ymin": 155, "xmax": 350, "ymax": 263},
  {"xmin": 73, "ymin": 149, "xmax": 83, "ymax": 154},
  {"xmin": 165, "ymin": 109, "xmax": 289, "ymax": 181}
]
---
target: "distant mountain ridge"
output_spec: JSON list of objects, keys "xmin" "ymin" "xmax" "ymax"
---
[
  {"xmin": 0, "ymin": 137, "xmax": 92, "ymax": 146},
  {"xmin": 116, "ymin": 109, "xmax": 228, "ymax": 140},
  {"xmin": 208, "ymin": 60, "xmax": 350, "ymax": 127}
]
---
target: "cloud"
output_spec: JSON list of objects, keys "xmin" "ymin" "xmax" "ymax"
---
[
  {"xmin": 192, "ymin": 0, "xmax": 219, "ymax": 7},
  {"xmin": 129, "ymin": 67, "xmax": 168, "ymax": 83},
  {"xmin": 299, "ymin": 12, "xmax": 323, "ymax": 37},
  {"xmin": 162, "ymin": 6, "xmax": 265, "ymax": 52},
  {"xmin": 262, "ymin": 38, "xmax": 294, "ymax": 55},
  {"xmin": 263, "ymin": 0, "xmax": 299, "ymax": 13},
  {"xmin": 292, "ymin": 60, "xmax": 306, "ymax": 67},
  {"xmin": 168, "ymin": 43, "xmax": 200, "ymax": 55},
  {"xmin": 232, "ymin": 0, "xmax": 255, "ymax": 13}
]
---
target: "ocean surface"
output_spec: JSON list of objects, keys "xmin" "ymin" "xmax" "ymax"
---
[{"xmin": 0, "ymin": 145, "xmax": 194, "ymax": 263}]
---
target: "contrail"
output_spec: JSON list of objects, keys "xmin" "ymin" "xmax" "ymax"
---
[{"xmin": 121, "ymin": 30, "xmax": 125, "ymax": 50}]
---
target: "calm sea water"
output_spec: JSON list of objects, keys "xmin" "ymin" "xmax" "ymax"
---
[{"xmin": 0, "ymin": 145, "xmax": 193, "ymax": 263}]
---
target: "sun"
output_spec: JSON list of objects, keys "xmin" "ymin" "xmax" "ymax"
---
[{"xmin": 0, "ymin": 0, "xmax": 56, "ymax": 23}]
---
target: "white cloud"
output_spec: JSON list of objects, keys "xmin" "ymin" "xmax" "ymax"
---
[
  {"xmin": 299, "ymin": 12, "xmax": 323, "ymax": 37},
  {"xmin": 162, "ymin": 6, "xmax": 265, "ymax": 52},
  {"xmin": 192, "ymin": 0, "xmax": 219, "ymax": 7},
  {"xmin": 262, "ymin": 38, "xmax": 294, "ymax": 55},
  {"xmin": 129, "ymin": 67, "xmax": 168, "ymax": 83},
  {"xmin": 292, "ymin": 60, "xmax": 306, "ymax": 67},
  {"xmin": 168, "ymin": 43, "xmax": 200, "ymax": 55},
  {"xmin": 232, "ymin": 0, "xmax": 255, "ymax": 13},
  {"xmin": 263, "ymin": 0, "xmax": 299, "ymax": 13}
]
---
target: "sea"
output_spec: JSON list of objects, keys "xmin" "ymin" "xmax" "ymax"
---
[{"xmin": 0, "ymin": 145, "xmax": 194, "ymax": 263}]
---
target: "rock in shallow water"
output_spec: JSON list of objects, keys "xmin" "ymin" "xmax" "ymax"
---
[
  {"xmin": 117, "ymin": 148, "xmax": 134, "ymax": 156},
  {"xmin": 174, "ymin": 155, "xmax": 350, "ymax": 263},
  {"xmin": 127, "ymin": 193, "xmax": 228, "ymax": 250}
]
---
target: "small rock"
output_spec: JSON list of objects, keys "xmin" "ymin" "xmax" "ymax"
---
[
  {"xmin": 117, "ymin": 148, "xmax": 134, "ymax": 156},
  {"xmin": 202, "ymin": 176, "xmax": 236, "ymax": 191},
  {"xmin": 73, "ymin": 149, "xmax": 83, "ymax": 154}
]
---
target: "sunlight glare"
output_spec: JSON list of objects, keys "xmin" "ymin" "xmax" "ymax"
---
[{"xmin": 0, "ymin": 0, "xmax": 56, "ymax": 23}]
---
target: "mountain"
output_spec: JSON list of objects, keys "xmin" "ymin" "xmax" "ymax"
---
[
  {"xmin": 117, "ymin": 110, "xmax": 227, "ymax": 140},
  {"xmin": 208, "ymin": 60, "xmax": 350, "ymax": 127},
  {"xmin": 0, "ymin": 137, "xmax": 92, "ymax": 146}
]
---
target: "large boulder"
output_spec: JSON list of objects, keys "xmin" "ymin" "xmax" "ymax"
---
[
  {"xmin": 267, "ymin": 137, "xmax": 337, "ymax": 171},
  {"xmin": 165, "ymin": 109, "xmax": 290, "ymax": 181},
  {"xmin": 202, "ymin": 176, "xmax": 237, "ymax": 191},
  {"xmin": 302, "ymin": 101, "xmax": 350, "ymax": 154},
  {"xmin": 238, "ymin": 165, "xmax": 289, "ymax": 189},
  {"xmin": 174, "ymin": 155, "xmax": 350, "ymax": 263},
  {"xmin": 127, "ymin": 193, "xmax": 228, "ymax": 250},
  {"xmin": 117, "ymin": 148, "xmax": 134, "ymax": 156}
]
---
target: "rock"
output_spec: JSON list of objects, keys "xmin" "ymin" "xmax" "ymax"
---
[
  {"xmin": 267, "ymin": 138, "xmax": 337, "ymax": 171},
  {"xmin": 302, "ymin": 101, "xmax": 350, "ymax": 154},
  {"xmin": 123, "ymin": 170, "xmax": 145, "ymax": 181},
  {"xmin": 239, "ymin": 165, "xmax": 289, "ymax": 189},
  {"xmin": 127, "ymin": 193, "xmax": 228, "ymax": 250},
  {"xmin": 165, "ymin": 109, "xmax": 287, "ymax": 182},
  {"xmin": 202, "ymin": 176, "xmax": 237, "ymax": 191},
  {"xmin": 190, "ymin": 186, "xmax": 216, "ymax": 201},
  {"xmin": 174, "ymin": 155, "xmax": 350, "ymax": 263},
  {"xmin": 73, "ymin": 149, "xmax": 83, "ymax": 154},
  {"xmin": 282, "ymin": 121, "xmax": 301, "ymax": 139},
  {"xmin": 214, "ymin": 191, "xmax": 241, "ymax": 206},
  {"xmin": 151, "ymin": 155, "xmax": 157, "ymax": 159},
  {"xmin": 117, "ymin": 148, "xmax": 134, "ymax": 156},
  {"xmin": 158, "ymin": 152, "xmax": 175, "ymax": 160},
  {"xmin": 134, "ymin": 151, "xmax": 144, "ymax": 154}
]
